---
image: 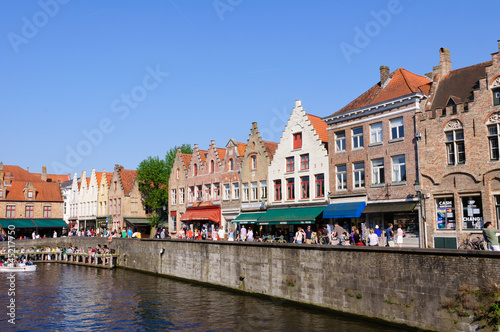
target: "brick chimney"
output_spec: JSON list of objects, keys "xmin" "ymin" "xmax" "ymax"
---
[
  {"xmin": 252, "ymin": 122, "xmax": 257, "ymax": 129},
  {"xmin": 41, "ymin": 166, "xmax": 47, "ymax": 181},
  {"xmin": 380, "ymin": 66, "xmax": 390, "ymax": 85},
  {"xmin": 439, "ymin": 47, "xmax": 451, "ymax": 78}
]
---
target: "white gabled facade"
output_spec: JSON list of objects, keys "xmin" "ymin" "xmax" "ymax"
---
[
  {"xmin": 68, "ymin": 172, "xmax": 79, "ymax": 229},
  {"xmin": 268, "ymin": 100, "xmax": 329, "ymax": 207}
]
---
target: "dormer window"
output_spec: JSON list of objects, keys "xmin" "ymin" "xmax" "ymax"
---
[
  {"xmin": 28, "ymin": 191, "xmax": 33, "ymax": 198},
  {"xmin": 293, "ymin": 132, "xmax": 302, "ymax": 149},
  {"xmin": 210, "ymin": 160, "xmax": 215, "ymax": 173},
  {"xmin": 193, "ymin": 164, "xmax": 198, "ymax": 176},
  {"xmin": 228, "ymin": 158, "xmax": 234, "ymax": 171}
]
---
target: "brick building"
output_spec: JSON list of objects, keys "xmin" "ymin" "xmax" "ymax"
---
[
  {"xmin": 417, "ymin": 42, "xmax": 500, "ymax": 248},
  {"xmin": 219, "ymin": 139, "xmax": 246, "ymax": 235},
  {"xmin": 181, "ymin": 142, "xmax": 225, "ymax": 234},
  {"xmin": 233, "ymin": 122, "xmax": 278, "ymax": 229},
  {"xmin": 168, "ymin": 148, "xmax": 192, "ymax": 236},
  {"xmin": 108, "ymin": 165, "xmax": 148, "ymax": 236},
  {"xmin": 0, "ymin": 163, "xmax": 69, "ymax": 238},
  {"xmin": 323, "ymin": 66, "xmax": 431, "ymax": 241},
  {"xmin": 97, "ymin": 170, "xmax": 113, "ymax": 230}
]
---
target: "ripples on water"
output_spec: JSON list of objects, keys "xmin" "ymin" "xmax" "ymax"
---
[{"xmin": 0, "ymin": 264, "xmax": 413, "ymax": 331}]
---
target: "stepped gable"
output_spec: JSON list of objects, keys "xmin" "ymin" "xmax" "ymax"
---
[
  {"xmin": 334, "ymin": 68, "xmax": 431, "ymax": 116},
  {"xmin": 427, "ymin": 61, "xmax": 492, "ymax": 110},
  {"xmin": 182, "ymin": 154, "xmax": 192, "ymax": 170},
  {"xmin": 262, "ymin": 141, "xmax": 278, "ymax": 161},
  {"xmin": 306, "ymin": 113, "xmax": 328, "ymax": 143}
]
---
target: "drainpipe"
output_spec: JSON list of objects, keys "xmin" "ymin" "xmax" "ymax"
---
[{"xmin": 414, "ymin": 99, "xmax": 425, "ymax": 248}]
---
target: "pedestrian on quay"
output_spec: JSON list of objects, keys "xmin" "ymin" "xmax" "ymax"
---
[
  {"xmin": 367, "ymin": 229, "xmax": 380, "ymax": 246},
  {"xmin": 218, "ymin": 226, "xmax": 225, "ymax": 241},
  {"xmin": 304, "ymin": 225, "xmax": 313, "ymax": 244},
  {"xmin": 385, "ymin": 223, "xmax": 394, "ymax": 247},
  {"xmin": 293, "ymin": 227, "xmax": 305, "ymax": 244},
  {"xmin": 374, "ymin": 225, "xmax": 383, "ymax": 246},
  {"xmin": 240, "ymin": 225, "xmax": 247, "ymax": 241},
  {"xmin": 228, "ymin": 228, "xmax": 234, "ymax": 241},
  {"xmin": 482, "ymin": 222, "xmax": 500, "ymax": 251},
  {"xmin": 396, "ymin": 225, "xmax": 404, "ymax": 248}
]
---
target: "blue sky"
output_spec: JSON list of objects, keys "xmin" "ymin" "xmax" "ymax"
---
[{"xmin": 1, "ymin": 1, "xmax": 499, "ymax": 176}]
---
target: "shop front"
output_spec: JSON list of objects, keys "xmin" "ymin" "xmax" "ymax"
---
[
  {"xmin": 180, "ymin": 206, "xmax": 221, "ymax": 237},
  {"xmin": 362, "ymin": 202, "xmax": 418, "ymax": 237},
  {"xmin": 323, "ymin": 201, "xmax": 366, "ymax": 234},
  {"xmin": 124, "ymin": 218, "xmax": 151, "ymax": 238}
]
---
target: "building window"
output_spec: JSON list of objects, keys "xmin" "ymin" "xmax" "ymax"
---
[
  {"xmin": 495, "ymin": 195, "xmax": 500, "ymax": 225},
  {"xmin": 315, "ymin": 174, "xmax": 325, "ymax": 198},
  {"xmin": 370, "ymin": 122, "xmax": 383, "ymax": 144},
  {"xmin": 392, "ymin": 155, "xmax": 406, "ymax": 182},
  {"xmin": 335, "ymin": 131, "xmax": 346, "ymax": 152},
  {"xmin": 274, "ymin": 180, "xmax": 282, "ymax": 201},
  {"xmin": 286, "ymin": 178, "xmax": 295, "ymax": 200},
  {"xmin": 170, "ymin": 212, "xmax": 177, "ymax": 232},
  {"xmin": 176, "ymin": 168, "xmax": 180, "ymax": 179},
  {"xmin": 117, "ymin": 199, "xmax": 121, "ymax": 215},
  {"xmin": 189, "ymin": 186, "xmax": 195, "ymax": 203},
  {"xmin": 250, "ymin": 155, "xmax": 257, "ymax": 170},
  {"xmin": 300, "ymin": 176, "xmax": 309, "ymax": 199},
  {"xmin": 336, "ymin": 165, "xmax": 347, "ymax": 190},
  {"xmin": 210, "ymin": 160, "xmax": 215, "ymax": 173},
  {"xmin": 293, "ymin": 132, "xmax": 302, "ymax": 149},
  {"xmin": 25, "ymin": 205, "xmax": 34, "ymax": 218},
  {"xmin": 196, "ymin": 185, "xmax": 203, "ymax": 201},
  {"xmin": 372, "ymin": 158, "xmax": 385, "ymax": 185},
  {"xmin": 251, "ymin": 182, "xmax": 258, "ymax": 200},
  {"xmin": 446, "ymin": 129, "xmax": 465, "ymax": 165},
  {"xmin": 353, "ymin": 162, "xmax": 365, "ymax": 188},
  {"xmin": 493, "ymin": 88, "xmax": 500, "ymax": 106},
  {"xmin": 228, "ymin": 158, "xmax": 234, "ymax": 171},
  {"xmin": 6, "ymin": 205, "xmax": 15, "ymax": 218},
  {"xmin": 213, "ymin": 183, "xmax": 220, "ymax": 201},
  {"xmin": 300, "ymin": 154, "xmax": 309, "ymax": 170},
  {"xmin": 193, "ymin": 164, "xmax": 198, "ymax": 176},
  {"xmin": 242, "ymin": 183, "xmax": 249, "ymax": 201},
  {"xmin": 27, "ymin": 190, "xmax": 33, "ymax": 198},
  {"xmin": 43, "ymin": 206, "xmax": 52, "ymax": 218},
  {"xmin": 179, "ymin": 188, "xmax": 184, "ymax": 204},
  {"xmin": 436, "ymin": 197, "xmax": 455, "ymax": 230},
  {"xmin": 171, "ymin": 189, "xmax": 177, "ymax": 205},
  {"xmin": 488, "ymin": 124, "xmax": 500, "ymax": 160},
  {"xmin": 390, "ymin": 117, "xmax": 404, "ymax": 140},
  {"xmin": 233, "ymin": 183, "xmax": 240, "ymax": 199},
  {"xmin": 223, "ymin": 184, "xmax": 230, "ymax": 200},
  {"xmin": 260, "ymin": 181, "xmax": 267, "ymax": 199},
  {"xmin": 205, "ymin": 184, "xmax": 212, "ymax": 201},
  {"xmin": 0, "ymin": 189, "xmax": 3, "ymax": 198},
  {"xmin": 286, "ymin": 157, "xmax": 295, "ymax": 172},
  {"xmin": 352, "ymin": 127, "xmax": 364, "ymax": 149},
  {"xmin": 461, "ymin": 195, "xmax": 483, "ymax": 230}
]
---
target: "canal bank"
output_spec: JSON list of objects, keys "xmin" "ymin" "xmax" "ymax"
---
[{"xmin": 5, "ymin": 238, "xmax": 500, "ymax": 331}]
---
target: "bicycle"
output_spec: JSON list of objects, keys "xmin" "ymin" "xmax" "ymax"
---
[{"xmin": 458, "ymin": 233, "xmax": 486, "ymax": 250}]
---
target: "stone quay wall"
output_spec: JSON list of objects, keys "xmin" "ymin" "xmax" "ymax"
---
[{"xmin": 6, "ymin": 237, "xmax": 500, "ymax": 331}]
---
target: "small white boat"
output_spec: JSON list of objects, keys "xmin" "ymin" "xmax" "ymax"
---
[{"xmin": 0, "ymin": 265, "xmax": 37, "ymax": 272}]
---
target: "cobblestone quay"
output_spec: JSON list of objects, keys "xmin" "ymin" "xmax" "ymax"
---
[{"xmin": 10, "ymin": 237, "xmax": 500, "ymax": 331}]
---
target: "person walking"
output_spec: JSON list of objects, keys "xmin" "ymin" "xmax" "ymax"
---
[
  {"xmin": 304, "ymin": 225, "xmax": 313, "ymax": 244},
  {"xmin": 482, "ymin": 222, "xmax": 500, "ymax": 251},
  {"xmin": 294, "ymin": 227, "xmax": 306, "ymax": 244},
  {"xmin": 385, "ymin": 223, "xmax": 394, "ymax": 247},
  {"xmin": 367, "ymin": 229, "xmax": 380, "ymax": 246},
  {"xmin": 240, "ymin": 225, "xmax": 247, "ymax": 241},
  {"xmin": 374, "ymin": 225, "xmax": 383, "ymax": 246},
  {"xmin": 396, "ymin": 224, "xmax": 404, "ymax": 247}
]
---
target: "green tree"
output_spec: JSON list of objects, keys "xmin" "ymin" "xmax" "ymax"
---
[{"xmin": 137, "ymin": 144, "xmax": 192, "ymax": 227}]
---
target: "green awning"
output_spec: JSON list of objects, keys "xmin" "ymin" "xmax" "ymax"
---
[
  {"xmin": 258, "ymin": 220, "xmax": 315, "ymax": 226},
  {"xmin": 232, "ymin": 212, "xmax": 266, "ymax": 224},
  {"xmin": 0, "ymin": 219, "xmax": 36, "ymax": 228},
  {"xmin": 256, "ymin": 206, "xmax": 325, "ymax": 224},
  {"xmin": 362, "ymin": 202, "xmax": 417, "ymax": 214},
  {"xmin": 32, "ymin": 219, "xmax": 68, "ymax": 227},
  {"xmin": 125, "ymin": 218, "xmax": 151, "ymax": 226}
]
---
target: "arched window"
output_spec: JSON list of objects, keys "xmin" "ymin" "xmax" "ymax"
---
[
  {"xmin": 444, "ymin": 120, "xmax": 465, "ymax": 165},
  {"xmin": 228, "ymin": 158, "xmax": 234, "ymax": 171},
  {"xmin": 210, "ymin": 160, "xmax": 215, "ymax": 173},
  {"xmin": 176, "ymin": 168, "xmax": 180, "ymax": 179},
  {"xmin": 193, "ymin": 164, "xmax": 198, "ymax": 176}
]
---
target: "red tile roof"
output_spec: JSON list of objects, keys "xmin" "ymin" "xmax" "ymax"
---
[
  {"xmin": 334, "ymin": 68, "xmax": 431, "ymax": 115},
  {"xmin": 3, "ymin": 180, "xmax": 63, "ymax": 201},
  {"xmin": 216, "ymin": 148, "xmax": 226, "ymax": 161},
  {"xmin": 119, "ymin": 169, "xmax": 137, "ymax": 195},
  {"xmin": 262, "ymin": 140, "xmax": 278, "ymax": 161},
  {"xmin": 237, "ymin": 142, "xmax": 247, "ymax": 157},
  {"xmin": 427, "ymin": 61, "xmax": 491, "ymax": 110},
  {"xmin": 182, "ymin": 154, "xmax": 192, "ymax": 169},
  {"xmin": 306, "ymin": 114, "xmax": 328, "ymax": 143}
]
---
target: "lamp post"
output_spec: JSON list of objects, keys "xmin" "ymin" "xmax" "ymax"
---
[{"xmin": 414, "ymin": 182, "xmax": 425, "ymax": 248}]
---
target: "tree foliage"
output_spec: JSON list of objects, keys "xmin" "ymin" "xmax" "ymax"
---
[{"xmin": 136, "ymin": 144, "xmax": 192, "ymax": 227}]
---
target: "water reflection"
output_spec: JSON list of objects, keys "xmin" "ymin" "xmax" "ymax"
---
[{"xmin": 0, "ymin": 264, "xmax": 413, "ymax": 331}]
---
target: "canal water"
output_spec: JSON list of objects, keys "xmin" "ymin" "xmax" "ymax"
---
[{"xmin": 0, "ymin": 264, "xmax": 414, "ymax": 331}]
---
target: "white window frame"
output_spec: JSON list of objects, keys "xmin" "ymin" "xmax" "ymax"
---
[
  {"xmin": 171, "ymin": 189, "xmax": 177, "ymax": 205},
  {"xmin": 223, "ymin": 184, "xmax": 230, "ymax": 200},
  {"xmin": 391, "ymin": 155, "xmax": 406, "ymax": 182},
  {"xmin": 251, "ymin": 182, "xmax": 258, "ymax": 201},
  {"xmin": 353, "ymin": 162, "xmax": 365, "ymax": 188},
  {"xmin": 370, "ymin": 122, "xmax": 383, "ymax": 144},
  {"xmin": 390, "ymin": 117, "xmax": 404, "ymax": 140},
  {"xmin": 335, "ymin": 131, "xmax": 346, "ymax": 152},
  {"xmin": 336, "ymin": 164, "xmax": 347, "ymax": 190},
  {"xmin": 488, "ymin": 124, "xmax": 500, "ymax": 161},
  {"xmin": 179, "ymin": 188, "xmax": 185, "ymax": 204},
  {"xmin": 232, "ymin": 182, "xmax": 240, "ymax": 200},
  {"xmin": 372, "ymin": 158, "xmax": 384, "ymax": 185},
  {"xmin": 352, "ymin": 127, "xmax": 364, "ymax": 149},
  {"xmin": 260, "ymin": 181, "xmax": 267, "ymax": 199},
  {"xmin": 445, "ymin": 129, "xmax": 465, "ymax": 165},
  {"xmin": 242, "ymin": 183, "xmax": 249, "ymax": 201}
]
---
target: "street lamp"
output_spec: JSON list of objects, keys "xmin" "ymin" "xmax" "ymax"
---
[{"xmin": 414, "ymin": 182, "xmax": 425, "ymax": 248}]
